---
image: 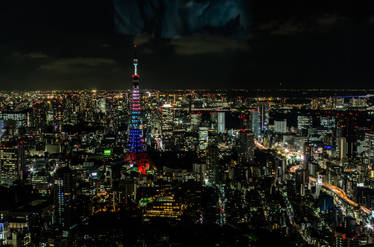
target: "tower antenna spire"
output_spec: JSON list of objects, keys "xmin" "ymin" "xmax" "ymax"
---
[{"xmin": 132, "ymin": 44, "xmax": 139, "ymax": 79}]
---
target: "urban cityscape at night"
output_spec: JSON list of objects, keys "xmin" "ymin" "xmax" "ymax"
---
[{"xmin": 0, "ymin": 0, "xmax": 371, "ymax": 246}]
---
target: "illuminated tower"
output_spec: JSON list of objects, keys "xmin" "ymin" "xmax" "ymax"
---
[
  {"xmin": 127, "ymin": 45, "xmax": 146, "ymax": 153},
  {"xmin": 126, "ymin": 45, "xmax": 153, "ymax": 175}
]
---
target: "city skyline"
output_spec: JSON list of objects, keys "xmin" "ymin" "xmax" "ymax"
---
[
  {"xmin": 1, "ymin": 1, "xmax": 374, "ymax": 247},
  {"xmin": 1, "ymin": 86, "xmax": 374, "ymax": 246}
]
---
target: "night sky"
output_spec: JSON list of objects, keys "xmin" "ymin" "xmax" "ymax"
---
[{"xmin": 0, "ymin": 0, "xmax": 372, "ymax": 89}]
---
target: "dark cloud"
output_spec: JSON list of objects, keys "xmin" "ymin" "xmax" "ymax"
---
[
  {"xmin": 39, "ymin": 57, "xmax": 118, "ymax": 74},
  {"xmin": 253, "ymin": 14, "xmax": 350, "ymax": 36},
  {"xmin": 12, "ymin": 52, "xmax": 49, "ymax": 59},
  {"xmin": 113, "ymin": 0, "xmax": 250, "ymax": 39},
  {"xmin": 137, "ymin": 35, "xmax": 249, "ymax": 55},
  {"xmin": 0, "ymin": 0, "xmax": 372, "ymax": 89}
]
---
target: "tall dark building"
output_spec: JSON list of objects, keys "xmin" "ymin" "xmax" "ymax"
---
[
  {"xmin": 301, "ymin": 142, "xmax": 312, "ymax": 195},
  {"xmin": 336, "ymin": 115, "xmax": 357, "ymax": 160},
  {"xmin": 238, "ymin": 129, "xmax": 254, "ymax": 163},
  {"xmin": 16, "ymin": 140, "xmax": 25, "ymax": 182},
  {"xmin": 54, "ymin": 166, "xmax": 74, "ymax": 237}
]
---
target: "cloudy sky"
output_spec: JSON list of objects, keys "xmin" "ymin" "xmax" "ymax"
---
[{"xmin": 0, "ymin": 0, "xmax": 372, "ymax": 89}]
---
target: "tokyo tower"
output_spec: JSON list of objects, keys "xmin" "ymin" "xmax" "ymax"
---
[
  {"xmin": 127, "ymin": 44, "xmax": 146, "ymax": 153},
  {"xmin": 126, "ymin": 45, "xmax": 152, "ymax": 175}
]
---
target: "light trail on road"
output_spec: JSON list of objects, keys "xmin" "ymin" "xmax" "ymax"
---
[
  {"xmin": 254, "ymin": 141, "xmax": 267, "ymax": 150},
  {"xmin": 254, "ymin": 141, "xmax": 373, "ymax": 215},
  {"xmin": 291, "ymin": 165, "xmax": 371, "ymax": 214},
  {"xmin": 289, "ymin": 165, "xmax": 300, "ymax": 173}
]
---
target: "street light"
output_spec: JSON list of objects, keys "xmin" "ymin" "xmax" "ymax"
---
[{"xmin": 365, "ymin": 223, "xmax": 373, "ymax": 230}]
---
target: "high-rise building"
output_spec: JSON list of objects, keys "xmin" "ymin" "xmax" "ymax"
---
[
  {"xmin": 334, "ymin": 232, "xmax": 359, "ymax": 247},
  {"xmin": 274, "ymin": 119, "xmax": 287, "ymax": 134},
  {"xmin": 238, "ymin": 129, "xmax": 254, "ymax": 162},
  {"xmin": 320, "ymin": 116, "xmax": 335, "ymax": 130},
  {"xmin": 258, "ymin": 103, "xmax": 269, "ymax": 133},
  {"xmin": 16, "ymin": 140, "xmax": 25, "ymax": 182},
  {"xmin": 161, "ymin": 104, "xmax": 173, "ymax": 151},
  {"xmin": 199, "ymin": 127, "xmax": 209, "ymax": 150},
  {"xmin": 97, "ymin": 97, "xmax": 106, "ymax": 114},
  {"xmin": 161, "ymin": 104, "xmax": 173, "ymax": 133},
  {"xmin": 217, "ymin": 112, "xmax": 225, "ymax": 134},
  {"xmin": 297, "ymin": 116, "xmax": 312, "ymax": 135},
  {"xmin": 364, "ymin": 132, "xmax": 374, "ymax": 165},
  {"xmin": 337, "ymin": 137, "xmax": 348, "ymax": 161},
  {"xmin": 0, "ymin": 139, "xmax": 25, "ymax": 186},
  {"xmin": 302, "ymin": 142, "xmax": 312, "ymax": 193},
  {"xmin": 275, "ymin": 157, "xmax": 286, "ymax": 182},
  {"xmin": 0, "ymin": 145, "xmax": 18, "ymax": 186},
  {"xmin": 190, "ymin": 113, "xmax": 201, "ymax": 131},
  {"xmin": 0, "ymin": 112, "xmax": 27, "ymax": 128},
  {"xmin": 143, "ymin": 194, "xmax": 183, "ymax": 220},
  {"xmin": 0, "ymin": 120, "xmax": 4, "ymax": 138},
  {"xmin": 54, "ymin": 166, "xmax": 74, "ymax": 237},
  {"xmin": 251, "ymin": 104, "xmax": 269, "ymax": 139},
  {"xmin": 356, "ymin": 186, "xmax": 374, "ymax": 210},
  {"xmin": 251, "ymin": 111, "xmax": 260, "ymax": 139},
  {"xmin": 336, "ymin": 116, "xmax": 356, "ymax": 160}
]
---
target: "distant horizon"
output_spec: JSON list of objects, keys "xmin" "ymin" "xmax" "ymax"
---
[{"xmin": 2, "ymin": 88, "xmax": 374, "ymax": 93}]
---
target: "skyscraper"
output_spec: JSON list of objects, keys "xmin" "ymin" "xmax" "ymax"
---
[
  {"xmin": 302, "ymin": 142, "xmax": 311, "ymax": 194},
  {"xmin": 16, "ymin": 140, "xmax": 25, "ymax": 182},
  {"xmin": 259, "ymin": 103, "xmax": 269, "ymax": 133},
  {"xmin": 297, "ymin": 116, "xmax": 312, "ymax": 135},
  {"xmin": 364, "ymin": 132, "xmax": 374, "ymax": 165},
  {"xmin": 337, "ymin": 137, "xmax": 348, "ymax": 162},
  {"xmin": 238, "ymin": 129, "xmax": 254, "ymax": 162},
  {"xmin": 199, "ymin": 127, "xmax": 209, "ymax": 150},
  {"xmin": 54, "ymin": 166, "xmax": 74, "ymax": 237},
  {"xmin": 217, "ymin": 112, "xmax": 225, "ymax": 134},
  {"xmin": 320, "ymin": 116, "xmax": 335, "ymax": 130},
  {"xmin": 274, "ymin": 119, "xmax": 287, "ymax": 134},
  {"xmin": 251, "ymin": 103, "xmax": 269, "ymax": 139},
  {"xmin": 251, "ymin": 111, "xmax": 260, "ymax": 139}
]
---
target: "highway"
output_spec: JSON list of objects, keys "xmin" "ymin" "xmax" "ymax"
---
[
  {"xmin": 255, "ymin": 141, "xmax": 373, "ymax": 215},
  {"xmin": 254, "ymin": 141, "xmax": 266, "ymax": 150},
  {"xmin": 289, "ymin": 165, "xmax": 300, "ymax": 173},
  {"xmin": 289, "ymin": 163, "xmax": 372, "ymax": 214},
  {"xmin": 171, "ymin": 107, "xmax": 233, "ymax": 112}
]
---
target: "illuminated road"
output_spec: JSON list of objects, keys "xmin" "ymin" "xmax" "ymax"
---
[
  {"xmin": 361, "ymin": 206, "xmax": 372, "ymax": 214},
  {"xmin": 255, "ymin": 141, "xmax": 373, "ymax": 215},
  {"xmin": 290, "ymin": 164, "xmax": 371, "ymax": 215},
  {"xmin": 171, "ymin": 107, "xmax": 233, "ymax": 112},
  {"xmin": 308, "ymin": 177, "xmax": 359, "ymax": 207},
  {"xmin": 254, "ymin": 140, "xmax": 267, "ymax": 150},
  {"xmin": 289, "ymin": 165, "xmax": 300, "ymax": 173}
]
